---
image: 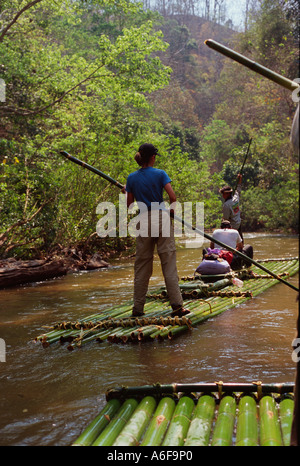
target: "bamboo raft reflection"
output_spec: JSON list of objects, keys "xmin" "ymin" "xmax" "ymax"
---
[
  {"xmin": 35, "ymin": 258, "xmax": 299, "ymax": 349},
  {"xmin": 72, "ymin": 382, "xmax": 295, "ymax": 446}
]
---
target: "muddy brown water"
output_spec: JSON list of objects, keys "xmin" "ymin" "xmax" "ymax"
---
[{"xmin": 0, "ymin": 233, "xmax": 298, "ymax": 446}]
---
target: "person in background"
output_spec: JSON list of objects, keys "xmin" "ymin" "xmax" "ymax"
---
[
  {"xmin": 210, "ymin": 220, "xmax": 253, "ymax": 270},
  {"xmin": 126, "ymin": 143, "xmax": 188, "ymax": 318},
  {"xmin": 220, "ymin": 174, "xmax": 243, "ymax": 240}
]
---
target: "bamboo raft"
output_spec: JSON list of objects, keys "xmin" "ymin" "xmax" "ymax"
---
[
  {"xmin": 72, "ymin": 382, "xmax": 295, "ymax": 446},
  {"xmin": 35, "ymin": 257, "xmax": 299, "ymax": 349}
]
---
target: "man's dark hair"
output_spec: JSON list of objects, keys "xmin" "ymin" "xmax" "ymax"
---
[{"xmin": 221, "ymin": 220, "xmax": 231, "ymax": 229}]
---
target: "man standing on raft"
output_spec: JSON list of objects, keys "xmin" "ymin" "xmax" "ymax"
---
[
  {"xmin": 220, "ymin": 174, "xmax": 243, "ymax": 240},
  {"xmin": 126, "ymin": 143, "xmax": 188, "ymax": 318}
]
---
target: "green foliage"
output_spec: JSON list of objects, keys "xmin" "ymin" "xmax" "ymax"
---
[
  {"xmin": 0, "ymin": 0, "xmax": 174, "ymax": 257},
  {"xmin": 0, "ymin": 0, "xmax": 298, "ymax": 259},
  {"xmin": 199, "ymin": 120, "xmax": 235, "ymax": 169},
  {"xmin": 241, "ymin": 168, "xmax": 299, "ymax": 231},
  {"xmin": 208, "ymin": 0, "xmax": 299, "ymax": 233}
]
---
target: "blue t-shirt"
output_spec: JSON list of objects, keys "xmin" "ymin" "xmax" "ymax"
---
[{"xmin": 126, "ymin": 167, "xmax": 171, "ymax": 208}]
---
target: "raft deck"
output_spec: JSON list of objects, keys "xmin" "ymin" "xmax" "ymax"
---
[
  {"xmin": 72, "ymin": 382, "xmax": 295, "ymax": 446},
  {"xmin": 35, "ymin": 258, "xmax": 299, "ymax": 349}
]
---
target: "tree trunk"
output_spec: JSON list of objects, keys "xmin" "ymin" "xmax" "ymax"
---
[{"xmin": 0, "ymin": 259, "xmax": 67, "ymax": 289}]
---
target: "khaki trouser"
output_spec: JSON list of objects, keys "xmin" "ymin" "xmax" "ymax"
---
[{"xmin": 133, "ymin": 210, "xmax": 183, "ymax": 313}]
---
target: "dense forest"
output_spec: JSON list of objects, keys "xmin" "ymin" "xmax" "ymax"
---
[{"xmin": 0, "ymin": 0, "xmax": 299, "ymax": 260}]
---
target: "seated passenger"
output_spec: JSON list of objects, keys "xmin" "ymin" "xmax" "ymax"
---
[{"xmin": 209, "ymin": 220, "xmax": 253, "ymax": 270}]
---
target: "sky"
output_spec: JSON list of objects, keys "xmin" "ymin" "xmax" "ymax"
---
[
  {"xmin": 145, "ymin": 0, "xmax": 249, "ymax": 30},
  {"xmin": 225, "ymin": 0, "xmax": 247, "ymax": 29}
]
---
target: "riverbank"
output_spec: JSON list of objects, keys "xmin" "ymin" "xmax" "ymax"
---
[{"xmin": 0, "ymin": 235, "xmax": 138, "ymax": 289}]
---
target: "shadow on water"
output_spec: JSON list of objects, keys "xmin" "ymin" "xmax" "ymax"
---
[{"xmin": 0, "ymin": 233, "xmax": 298, "ymax": 445}]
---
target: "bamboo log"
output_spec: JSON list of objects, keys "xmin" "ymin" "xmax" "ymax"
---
[
  {"xmin": 236, "ymin": 396, "xmax": 259, "ymax": 446},
  {"xmin": 113, "ymin": 396, "xmax": 157, "ymax": 446},
  {"xmin": 256, "ymin": 257, "xmax": 299, "ymax": 262},
  {"xmin": 68, "ymin": 329, "xmax": 113, "ymax": 350},
  {"xmin": 184, "ymin": 395, "xmax": 215, "ymax": 446},
  {"xmin": 204, "ymin": 39, "xmax": 299, "ymax": 92},
  {"xmin": 279, "ymin": 396, "xmax": 294, "ymax": 446},
  {"xmin": 60, "ymin": 151, "xmax": 124, "ymax": 189},
  {"xmin": 259, "ymin": 396, "xmax": 282, "ymax": 446},
  {"xmin": 92, "ymin": 398, "xmax": 139, "ymax": 446},
  {"xmin": 140, "ymin": 397, "xmax": 176, "ymax": 446},
  {"xmin": 72, "ymin": 399, "xmax": 121, "ymax": 446},
  {"xmin": 167, "ymin": 296, "xmax": 239, "ymax": 340},
  {"xmin": 211, "ymin": 395, "xmax": 236, "ymax": 446},
  {"xmin": 162, "ymin": 396, "xmax": 195, "ymax": 446}
]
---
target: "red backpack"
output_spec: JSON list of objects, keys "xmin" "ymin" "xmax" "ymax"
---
[{"xmin": 219, "ymin": 250, "xmax": 234, "ymax": 264}]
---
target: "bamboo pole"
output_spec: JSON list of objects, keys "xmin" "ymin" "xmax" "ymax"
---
[
  {"xmin": 236, "ymin": 395, "xmax": 259, "ymax": 446},
  {"xmin": 68, "ymin": 329, "xmax": 113, "ymax": 350},
  {"xmin": 113, "ymin": 396, "xmax": 157, "ymax": 446},
  {"xmin": 167, "ymin": 295, "xmax": 243, "ymax": 340},
  {"xmin": 60, "ymin": 151, "xmax": 125, "ymax": 189},
  {"xmin": 211, "ymin": 395, "xmax": 236, "ymax": 446},
  {"xmin": 92, "ymin": 398, "xmax": 139, "ymax": 446},
  {"xmin": 162, "ymin": 396, "xmax": 195, "ymax": 446},
  {"xmin": 184, "ymin": 395, "xmax": 215, "ymax": 446},
  {"xmin": 233, "ymin": 138, "xmax": 252, "ymax": 193},
  {"xmin": 140, "ymin": 397, "xmax": 176, "ymax": 446},
  {"xmin": 72, "ymin": 399, "xmax": 121, "ymax": 446},
  {"xmin": 204, "ymin": 39, "xmax": 299, "ymax": 92},
  {"xmin": 256, "ymin": 257, "xmax": 299, "ymax": 262},
  {"xmin": 279, "ymin": 396, "xmax": 294, "ymax": 446},
  {"xmin": 259, "ymin": 396, "xmax": 283, "ymax": 446}
]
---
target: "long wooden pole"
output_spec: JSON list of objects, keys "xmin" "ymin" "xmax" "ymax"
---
[
  {"xmin": 60, "ymin": 150, "xmax": 124, "ymax": 189},
  {"xmin": 204, "ymin": 39, "xmax": 299, "ymax": 92},
  {"xmin": 234, "ymin": 138, "xmax": 252, "ymax": 193},
  {"xmin": 59, "ymin": 150, "xmax": 299, "ymax": 292}
]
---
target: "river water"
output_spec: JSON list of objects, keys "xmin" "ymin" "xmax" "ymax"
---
[{"xmin": 0, "ymin": 233, "xmax": 298, "ymax": 446}]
